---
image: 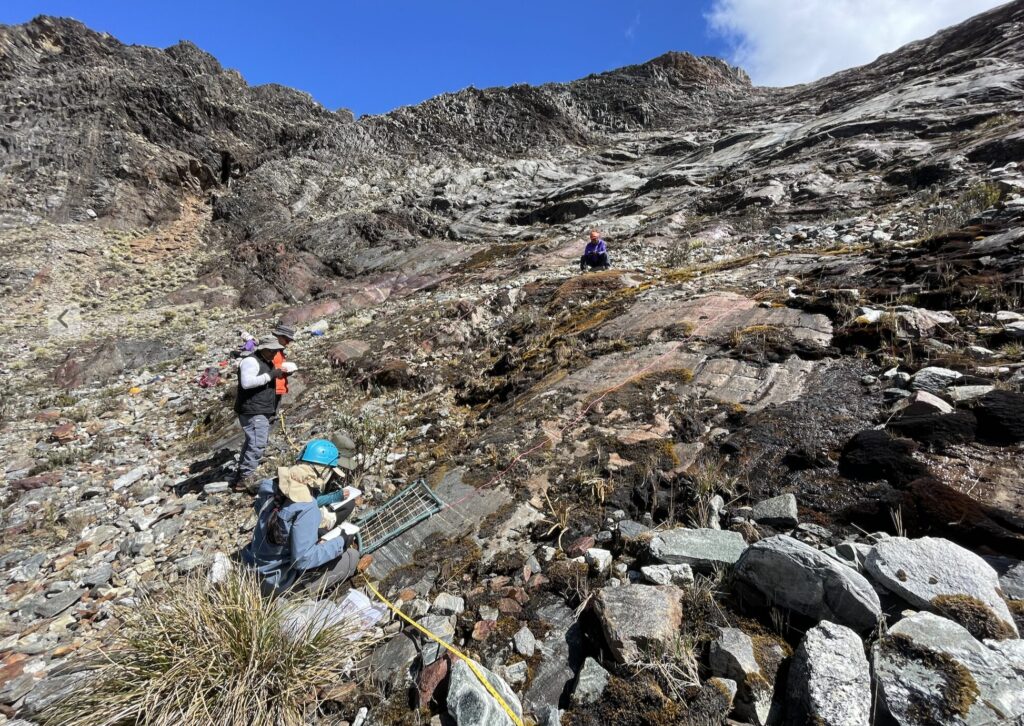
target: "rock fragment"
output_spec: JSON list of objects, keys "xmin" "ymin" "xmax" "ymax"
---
[
  {"xmin": 594, "ymin": 585, "xmax": 683, "ymax": 664},
  {"xmin": 786, "ymin": 621, "xmax": 870, "ymax": 726},
  {"xmin": 649, "ymin": 528, "xmax": 747, "ymax": 571},
  {"xmin": 751, "ymin": 493, "xmax": 798, "ymax": 528}
]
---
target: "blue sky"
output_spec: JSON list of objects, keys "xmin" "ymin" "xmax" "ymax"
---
[
  {"xmin": 1, "ymin": 1, "xmax": 1003, "ymax": 116},
  {"xmin": 0, "ymin": 1, "xmax": 727, "ymax": 116}
]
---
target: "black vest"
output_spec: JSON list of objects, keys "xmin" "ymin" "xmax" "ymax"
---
[{"xmin": 235, "ymin": 355, "xmax": 278, "ymax": 415}]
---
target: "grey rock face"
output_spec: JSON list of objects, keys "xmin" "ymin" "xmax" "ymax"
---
[
  {"xmin": 873, "ymin": 611, "xmax": 1024, "ymax": 726},
  {"xmin": 734, "ymin": 535, "xmax": 881, "ymax": 632},
  {"xmin": 368, "ymin": 633, "xmax": 418, "ymax": 690},
  {"xmin": 594, "ymin": 585, "xmax": 683, "ymax": 664},
  {"xmin": 751, "ymin": 493, "xmax": 798, "ymax": 528},
  {"xmin": 571, "ymin": 657, "xmax": 610, "ymax": 706},
  {"xmin": 864, "ymin": 537, "xmax": 1018, "ymax": 639},
  {"xmin": 18, "ymin": 673, "xmax": 92, "ymax": 718},
  {"xmin": 447, "ymin": 659, "xmax": 523, "ymax": 726},
  {"xmin": 649, "ymin": 528, "xmax": 747, "ymax": 571},
  {"xmin": 786, "ymin": 621, "xmax": 870, "ymax": 726}
]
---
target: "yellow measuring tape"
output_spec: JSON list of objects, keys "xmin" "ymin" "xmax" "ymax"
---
[
  {"xmin": 277, "ymin": 410, "xmax": 300, "ymax": 456},
  {"xmin": 363, "ymin": 579, "xmax": 524, "ymax": 726}
]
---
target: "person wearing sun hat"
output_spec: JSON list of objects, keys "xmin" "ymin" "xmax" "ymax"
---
[
  {"xmin": 242, "ymin": 438, "xmax": 367, "ymax": 596},
  {"xmin": 270, "ymin": 322, "xmax": 296, "ymax": 407},
  {"xmin": 232, "ymin": 335, "xmax": 291, "ymax": 491}
]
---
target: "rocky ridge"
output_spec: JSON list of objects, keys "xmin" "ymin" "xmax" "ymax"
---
[{"xmin": 1, "ymin": 3, "xmax": 1024, "ymax": 726}]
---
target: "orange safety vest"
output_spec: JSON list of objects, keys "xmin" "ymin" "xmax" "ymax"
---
[{"xmin": 272, "ymin": 350, "xmax": 288, "ymax": 395}]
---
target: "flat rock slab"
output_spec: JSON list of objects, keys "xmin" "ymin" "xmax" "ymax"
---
[
  {"xmin": 864, "ymin": 537, "xmax": 1018, "ymax": 639},
  {"xmin": 555, "ymin": 344, "xmax": 816, "ymax": 412},
  {"xmin": 735, "ymin": 535, "xmax": 881, "ymax": 633},
  {"xmin": 365, "ymin": 468, "xmax": 511, "ymax": 581},
  {"xmin": 788, "ymin": 621, "xmax": 871, "ymax": 726},
  {"xmin": 649, "ymin": 528, "xmax": 747, "ymax": 571},
  {"xmin": 555, "ymin": 342, "xmax": 704, "ymax": 397},
  {"xmin": 31, "ymin": 588, "xmax": 84, "ymax": 619},
  {"xmin": 690, "ymin": 355, "xmax": 817, "ymax": 411},
  {"xmin": 594, "ymin": 584, "xmax": 683, "ymax": 664},
  {"xmin": 599, "ymin": 292, "xmax": 833, "ymax": 346},
  {"xmin": 873, "ymin": 611, "xmax": 1024, "ymax": 726}
]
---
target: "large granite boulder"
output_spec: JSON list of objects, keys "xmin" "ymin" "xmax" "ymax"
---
[
  {"xmin": 873, "ymin": 611, "xmax": 1024, "ymax": 726},
  {"xmin": 785, "ymin": 621, "xmax": 870, "ymax": 726},
  {"xmin": 594, "ymin": 585, "xmax": 683, "ymax": 664},
  {"xmin": 734, "ymin": 535, "xmax": 881, "ymax": 632},
  {"xmin": 864, "ymin": 537, "xmax": 1018, "ymax": 639},
  {"xmin": 648, "ymin": 528, "xmax": 747, "ymax": 571}
]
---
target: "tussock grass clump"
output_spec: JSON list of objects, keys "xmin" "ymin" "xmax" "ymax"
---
[{"xmin": 43, "ymin": 571, "xmax": 374, "ymax": 726}]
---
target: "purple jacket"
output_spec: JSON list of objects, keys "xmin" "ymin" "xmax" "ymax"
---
[{"xmin": 584, "ymin": 239, "xmax": 607, "ymax": 255}]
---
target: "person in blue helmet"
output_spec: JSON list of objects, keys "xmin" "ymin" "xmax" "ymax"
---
[{"xmin": 242, "ymin": 438, "xmax": 366, "ymax": 596}]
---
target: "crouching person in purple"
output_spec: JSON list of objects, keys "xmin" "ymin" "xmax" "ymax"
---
[
  {"xmin": 580, "ymin": 229, "xmax": 610, "ymax": 271},
  {"xmin": 242, "ymin": 439, "xmax": 363, "ymax": 597}
]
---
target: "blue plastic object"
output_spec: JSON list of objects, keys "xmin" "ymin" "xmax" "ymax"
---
[
  {"xmin": 299, "ymin": 439, "xmax": 339, "ymax": 466},
  {"xmin": 316, "ymin": 488, "xmax": 350, "ymax": 507}
]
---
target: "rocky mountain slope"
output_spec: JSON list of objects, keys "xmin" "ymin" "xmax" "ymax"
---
[{"xmin": 1, "ymin": 3, "xmax": 1024, "ymax": 725}]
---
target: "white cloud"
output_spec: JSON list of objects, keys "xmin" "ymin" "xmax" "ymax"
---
[{"xmin": 707, "ymin": 0, "xmax": 1007, "ymax": 86}]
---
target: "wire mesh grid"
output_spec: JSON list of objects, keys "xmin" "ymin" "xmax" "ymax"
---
[{"xmin": 353, "ymin": 479, "xmax": 445, "ymax": 553}]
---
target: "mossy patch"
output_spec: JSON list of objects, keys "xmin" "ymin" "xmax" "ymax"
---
[
  {"xmin": 882, "ymin": 632, "xmax": 980, "ymax": 723},
  {"xmin": 460, "ymin": 242, "xmax": 532, "ymax": 271},
  {"xmin": 931, "ymin": 594, "xmax": 1017, "ymax": 641},
  {"xmin": 563, "ymin": 675, "xmax": 730, "ymax": 726}
]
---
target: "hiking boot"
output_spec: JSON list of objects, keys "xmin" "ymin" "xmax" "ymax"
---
[{"xmin": 231, "ymin": 474, "xmax": 260, "ymax": 494}]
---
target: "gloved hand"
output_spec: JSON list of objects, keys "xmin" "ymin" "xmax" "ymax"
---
[
  {"xmin": 319, "ymin": 507, "xmax": 337, "ymax": 531},
  {"xmin": 268, "ymin": 368, "xmax": 285, "ymax": 380}
]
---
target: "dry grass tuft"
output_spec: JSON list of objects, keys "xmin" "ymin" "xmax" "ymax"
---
[{"xmin": 42, "ymin": 570, "xmax": 376, "ymax": 726}]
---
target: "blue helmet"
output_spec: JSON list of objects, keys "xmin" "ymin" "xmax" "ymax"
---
[{"xmin": 299, "ymin": 439, "xmax": 339, "ymax": 466}]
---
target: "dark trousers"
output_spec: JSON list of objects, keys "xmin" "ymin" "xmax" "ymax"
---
[{"xmin": 581, "ymin": 252, "xmax": 610, "ymax": 270}]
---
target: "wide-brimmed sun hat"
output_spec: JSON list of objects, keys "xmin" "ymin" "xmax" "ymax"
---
[
  {"xmin": 255, "ymin": 335, "xmax": 285, "ymax": 352},
  {"xmin": 272, "ymin": 323, "xmax": 296, "ymax": 341}
]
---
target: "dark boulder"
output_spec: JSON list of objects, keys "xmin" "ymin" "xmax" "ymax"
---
[
  {"xmin": 887, "ymin": 411, "xmax": 977, "ymax": 449},
  {"xmin": 969, "ymin": 390, "xmax": 1024, "ymax": 444},
  {"xmin": 838, "ymin": 430, "xmax": 929, "ymax": 486}
]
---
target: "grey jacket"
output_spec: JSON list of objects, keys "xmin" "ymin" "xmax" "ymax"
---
[{"xmin": 241, "ymin": 478, "xmax": 346, "ymax": 591}]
